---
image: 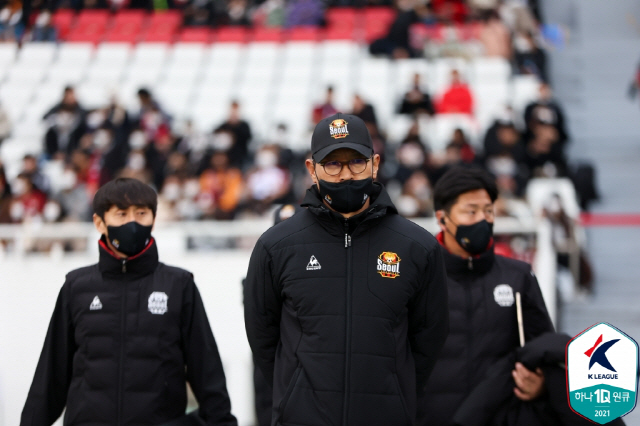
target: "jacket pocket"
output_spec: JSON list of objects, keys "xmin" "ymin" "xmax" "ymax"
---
[
  {"xmin": 278, "ymin": 366, "xmax": 302, "ymax": 423},
  {"xmin": 393, "ymin": 373, "xmax": 414, "ymax": 426}
]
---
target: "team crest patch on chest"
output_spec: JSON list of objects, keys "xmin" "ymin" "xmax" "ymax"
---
[
  {"xmin": 377, "ymin": 251, "xmax": 401, "ymax": 278},
  {"xmin": 148, "ymin": 291, "xmax": 168, "ymax": 315},
  {"xmin": 493, "ymin": 284, "xmax": 514, "ymax": 307}
]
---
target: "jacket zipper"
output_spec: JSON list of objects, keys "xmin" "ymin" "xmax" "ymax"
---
[
  {"xmin": 342, "ymin": 220, "xmax": 352, "ymax": 426},
  {"xmin": 118, "ymin": 268, "xmax": 127, "ymax": 424},
  {"xmin": 467, "ymin": 257, "xmax": 473, "ymax": 270},
  {"xmin": 465, "ymin": 283, "xmax": 473, "ymax": 395}
]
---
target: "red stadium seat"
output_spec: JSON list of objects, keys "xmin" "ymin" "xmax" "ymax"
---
[
  {"xmin": 65, "ymin": 10, "xmax": 109, "ymax": 43},
  {"xmin": 51, "ymin": 9, "xmax": 75, "ymax": 40},
  {"xmin": 325, "ymin": 7, "xmax": 359, "ymax": 30},
  {"xmin": 287, "ymin": 26, "xmax": 320, "ymax": 42},
  {"xmin": 213, "ymin": 26, "xmax": 248, "ymax": 43},
  {"xmin": 251, "ymin": 27, "xmax": 283, "ymax": 43},
  {"xmin": 363, "ymin": 6, "xmax": 395, "ymax": 42},
  {"xmin": 322, "ymin": 25, "xmax": 354, "ymax": 41},
  {"xmin": 178, "ymin": 27, "xmax": 212, "ymax": 43},
  {"xmin": 141, "ymin": 11, "xmax": 182, "ymax": 43},
  {"xmin": 104, "ymin": 10, "xmax": 147, "ymax": 43}
]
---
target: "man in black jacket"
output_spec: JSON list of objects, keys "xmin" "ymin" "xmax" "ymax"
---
[
  {"xmin": 244, "ymin": 113, "xmax": 449, "ymax": 426},
  {"xmin": 420, "ymin": 167, "xmax": 555, "ymax": 425},
  {"xmin": 21, "ymin": 178, "xmax": 237, "ymax": 426}
]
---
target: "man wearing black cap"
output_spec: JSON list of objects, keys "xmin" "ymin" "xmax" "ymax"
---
[{"xmin": 244, "ymin": 113, "xmax": 449, "ymax": 426}]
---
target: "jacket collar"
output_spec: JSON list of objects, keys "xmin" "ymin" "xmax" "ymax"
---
[
  {"xmin": 301, "ymin": 182, "xmax": 397, "ymax": 235},
  {"xmin": 436, "ymin": 231, "xmax": 495, "ymax": 278},
  {"xmin": 98, "ymin": 236, "xmax": 159, "ymax": 279}
]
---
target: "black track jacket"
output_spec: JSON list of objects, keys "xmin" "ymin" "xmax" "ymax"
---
[
  {"xmin": 21, "ymin": 238, "xmax": 237, "ymax": 426},
  {"xmin": 420, "ymin": 234, "xmax": 554, "ymax": 426},
  {"xmin": 244, "ymin": 184, "xmax": 449, "ymax": 426}
]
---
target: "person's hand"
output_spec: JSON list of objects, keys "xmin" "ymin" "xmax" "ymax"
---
[{"xmin": 512, "ymin": 362, "xmax": 545, "ymax": 401}]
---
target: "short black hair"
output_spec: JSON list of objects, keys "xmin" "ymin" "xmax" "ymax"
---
[
  {"xmin": 433, "ymin": 166, "xmax": 498, "ymax": 212},
  {"xmin": 93, "ymin": 178, "xmax": 157, "ymax": 219}
]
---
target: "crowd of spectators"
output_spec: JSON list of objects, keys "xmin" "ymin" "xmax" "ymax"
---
[
  {"xmin": 0, "ymin": 71, "xmax": 583, "ymax": 228},
  {"xmin": 0, "ymin": 0, "xmax": 589, "ymax": 232}
]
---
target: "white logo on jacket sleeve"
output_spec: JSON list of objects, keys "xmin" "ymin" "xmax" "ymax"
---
[
  {"xmin": 306, "ymin": 255, "xmax": 321, "ymax": 270},
  {"xmin": 89, "ymin": 296, "xmax": 103, "ymax": 310},
  {"xmin": 148, "ymin": 292, "xmax": 168, "ymax": 314},
  {"xmin": 493, "ymin": 284, "xmax": 515, "ymax": 307}
]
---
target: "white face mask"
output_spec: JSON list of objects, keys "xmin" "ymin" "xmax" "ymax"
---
[
  {"xmin": 94, "ymin": 130, "xmax": 111, "ymax": 150},
  {"xmin": 128, "ymin": 153, "xmax": 146, "ymax": 171},
  {"xmin": 211, "ymin": 132, "xmax": 233, "ymax": 151},
  {"xmin": 43, "ymin": 201, "xmax": 61, "ymax": 222},
  {"xmin": 183, "ymin": 180, "xmax": 201, "ymax": 199},
  {"xmin": 10, "ymin": 201, "xmax": 24, "ymax": 221},
  {"xmin": 398, "ymin": 143, "xmax": 425, "ymax": 168},
  {"xmin": 87, "ymin": 110, "xmax": 106, "ymax": 129},
  {"xmin": 12, "ymin": 179, "xmax": 28, "ymax": 196},
  {"xmin": 162, "ymin": 183, "xmax": 182, "ymax": 202},
  {"xmin": 255, "ymin": 151, "xmax": 278, "ymax": 169},
  {"xmin": 396, "ymin": 195, "xmax": 420, "ymax": 217},
  {"xmin": 59, "ymin": 170, "xmax": 77, "ymax": 191},
  {"xmin": 129, "ymin": 131, "xmax": 148, "ymax": 150},
  {"xmin": 487, "ymin": 156, "xmax": 517, "ymax": 177}
]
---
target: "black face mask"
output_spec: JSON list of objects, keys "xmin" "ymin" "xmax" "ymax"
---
[
  {"xmin": 318, "ymin": 178, "xmax": 375, "ymax": 214},
  {"xmin": 450, "ymin": 218, "xmax": 493, "ymax": 255},
  {"xmin": 106, "ymin": 221, "xmax": 152, "ymax": 257}
]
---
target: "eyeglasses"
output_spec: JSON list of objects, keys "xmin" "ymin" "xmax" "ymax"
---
[{"xmin": 316, "ymin": 158, "xmax": 370, "ymax": 176}]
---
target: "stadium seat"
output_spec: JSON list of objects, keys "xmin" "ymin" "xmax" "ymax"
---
[
  {"xmin": 287, "ymin": 26, "xmax": 320, "ymax": 42},
  {"xmin": 251, "ymin": 27, "xmax": 284, "ymax": 43},
  {"xmin": 325, "ymin": 7, "xmax": 359, "ymax": 31},
  {"xmin": 526, "ymin": 178, "xmax": 581, "ymax": 219},
  {"xmin": 470, "ymin": 57, "xmax": 511, "ymax": 85},
  {"xmin": 179, "ymin": 27, "xmax": 212, "ymax": 43},
  {"xmin": 213, "ymin": 26, "xmax": 249, "ymax": 43},
  {"xmin": 282, "ymin": 42, "xmax": 317, "ymax": 66},
  {"xmin": 65, "ymin": 10, "xmax": 110, "ymax": 44},
  {"xmin": 0, "ymin": 44, "xmax": 16, "ymax": 83},
  {"xmin": 322, "ymin": 25, "xmax": 355, "ymax": 41},
  {"xmin": 141, "ymin": 10, "xmax": 181, "ymax": 43},
  {"xmin": 104, "ymin": 10, "xmax": 147, "ymax": 43},
  {"xmin": 51, "ymin": 9, "xmax": 75, "ymax": 40},
  {"xmin": 363, "ymin": 7, "xmax": 396, "ymax": 43},
  {"xmin": 56, "ymin": 43, "xmax": 95, "ymax": 66},
  {"xmin": 510, "ymin": 75, "xmax": 541, "ymax": 114}
]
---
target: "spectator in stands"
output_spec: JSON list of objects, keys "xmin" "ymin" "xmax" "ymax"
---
[
  {"xmin": 43, "ymin": 86, "xmax": 87, "ymax": 159},
  {"xmin": 514, "ymin": 30, "xmax": 548, "ymax": 83},
  {"xmin": 183, "ymin": 0, "xmax": 216, "ymax": 26},
  {"xmin": 0, "ymin": 164, "xmax": 11, "ymax": 223},
  {"xmin": 119, "ymin": 149, "xmax": 153, "ymax": 185},
  {"xmin": 285, "ymin": 0, "xmax": 324, "ymax": 27},
  {"xmin": 156, "ymin": 174, "xmax": 182, "ymax": 222},
  {"xmin": 199, "ymin": 151, "xmax": 245, "ymax": 220},
  {"xmin": 146, "ymin": 129, "xmax": 177, "ymax": 190},
  {"xmin": 393, "ymin": 135, "xmax": 429, "ymax": 185},
  {"xmin": 31, "ymin": 10, "xmax": 57, "ymax": 41},
  {"xmin": 0, "ymin": 100, "xmax": 11, "ymax": 146},
  {"xmin": 55, "ymin": 164, "xmax": 93, "ymax": 221},
  {"xmin": 0, "ymin": 0, "xmax": 23, "ymax": 41},
  {"xmin": 399, "ymin": 73, "xmax": 436, "ymax": 116},
  {"xmin": 369, "ymin": 3, "xmax": 418, "ymax": 59},
  {"xmin": 448, "ymin": 128, "xmax": 475, "ymax": 164},
  {"xmin": 244, "ymin": 145, "xmax": 291, "ymax": 215},
  {"xmin": 92, "ymin": 125, "xmax": 129, "ymax": 186},
  {"xmin": 395, "ymin": 169, "xmax": 434, "ymax": 218},
  {"xmin": 215, "ymin": 100, "xmax": 253, "ymax": 169},
  {"xmin": 523, "ymin": 117, "xmax": 567, "ymax": 179},
  {"xmin": 478, "ymin": 9, "xmax": 511, "ymax": 59},
  {"xmin": 222, "ymin": 0, "xmax": 251, "ymax": 26},
  {"xmin": 8, "ymin": 173, "xmax": 47, "ymax": 223},
  {"xmin": 350, "ymin": 94, "xmax": 378, "ymax": 132},
  {"xmin": 524, "ymin": 82, "xmax": 568, "ymax": 146},
  {"xmin": 20, "ymin": 154, "xmax": 50, "ymax": 195},
  {"xmin": 312, "ymin": 86, "xmax": 338, "ymax": 125},
  {"xmin": 436, "ymin": 69, "xmax": 474, "ymax": 114},
  {"xmin": 627, "ymin": 60, "xmax": 640, "ymax": 105}
]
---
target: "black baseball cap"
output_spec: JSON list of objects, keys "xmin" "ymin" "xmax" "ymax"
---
[{"xmin": 311, "ymin": 112, "xmax": 373, "ymax": 162}]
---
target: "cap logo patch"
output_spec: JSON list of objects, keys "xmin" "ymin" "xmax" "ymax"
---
[{"xmin": 329, "ymin": 119, "xmax": 349, "ymax": 139}]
